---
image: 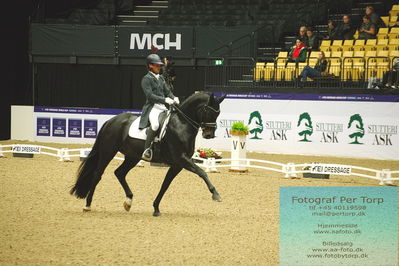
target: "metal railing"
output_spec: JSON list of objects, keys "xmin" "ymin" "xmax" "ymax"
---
[{"xmin": 204, "ymin": 56, "xmax": 398, "ymax": 90}]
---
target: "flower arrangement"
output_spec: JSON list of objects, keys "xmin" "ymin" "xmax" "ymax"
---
[
  {"xmin": 229, "ymin": 121, "xmax": 249, "ymax": 136},
  {"xmin": 195, "ymin": 148, "xmax": 222, "ymax": 160}
]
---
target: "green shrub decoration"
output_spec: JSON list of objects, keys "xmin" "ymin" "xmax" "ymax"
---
[{"xmin": 230, "ymin": 121, "xmax": 249, "ymax": 135}]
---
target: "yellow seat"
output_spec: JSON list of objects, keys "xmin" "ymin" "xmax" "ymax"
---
[
  {"xmin": 390, "ymin": 5, "xmax": 399, "ymax": 17},
  {"xmin": 284, "ymin": 62, "xmax": 296, "ymax": 81},
  {"xmin": 364, "ymin": 39, "xmax": 377, "ymax": 52},
  {"xmin": 277, "ymin": 51, "xmax": 288, "ymax": 58},
  {"xmin": 381, "ymin": 16, "xmax": 389, "ymax": 27},
  {"xmin": 332, "ymin": 40, "xmax": 343, "ymax": 46},
  {"xmin": 389, "ymin": 45, "xmax": 399, "ymax": 52},
  {"xmin": 308, "ymin": 58, "xmax": 318, "ymax": 67},
  {"xmin": 320, "ymin": 46, "xmax": 330, "ymax": 52},
  {"xmin": 254, "ymin": 62, "xmax": 265, "ymax": 81},
  {"xmin": 352, "ymin": 57, "xmax": 366, "ymax": 81},
  {"xmin": 320, "ymin": 40, "xmax": 331, "ymax": 47},
  {"xmin": 353, "ymin": 46, "xmax": 365, "ymax": 52},
  {"xmin": 343, "ymin": 40, "xmax": 354, "ymax": 46},
  {"xmin": 342, "ymin": 52, "xmax": 353, "ymax": 81},
  {"xmin": 389, "ymin": 27, "xmax": 399, "ymax": 39},
  {"xmin": 330, "ymin": 45, "xmax": 343, "ymax": 52},
  {"xmin": 389, "ymin": 16, "xmax": 398, "ymax": 27},
  {"xmin": 342, "ymin": 46, "xmax": 353, "ymax": 51},
  {"xmin": 354, "ymin": 30, "xmax": 359, "ymax": 39},
  {"xmin": 376, "ymin": 39, "xmax": 389, "ymax": 51},
  {"xmin": 354, "ymin": 51, "xmax": 365, "ymax": 57},
  {"xmin": 331, "ymin": 51, "xmax": 342, "ymax": 58},
  {"xmin": 324, "ymin": 51, "xmax": 331, "ymax": 58},
  {"xmin": 354, "ymin": 40, "xmax": 366, "ymax": 46},
  {"xmin": 377, "ymin": 50, "xmax": 389, "ymax": 57},
  {"xmin": 390, "ymin": 50, "xmax": 399, "ymax": 59},
  {"xmin": 308, "ymin": 51, "xmax": 319, "ymax": 58},
  {"xmin": 264, "ymin": 62, "xmax": 275, "ymax": 81}
]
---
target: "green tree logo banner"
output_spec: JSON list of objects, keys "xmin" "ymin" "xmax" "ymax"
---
[
  {"xmin": 297, "ymin": 112, "xmax": 313, "ymax": 142},
  {"xmin": 348, "ymin": 114, "xmax": 365, "ymax": 144},
  {"xmin": 248, "ymin": 111, "xmax": 263, "ymax": 139}
]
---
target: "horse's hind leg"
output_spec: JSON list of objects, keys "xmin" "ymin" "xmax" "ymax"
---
[
  {"xmin": 84, "ymin": 154, "xmax": 115, "ymax": 211},
  {"xmin": 114, "ymin": 156, "xmax": 141, "ymax": 211}
]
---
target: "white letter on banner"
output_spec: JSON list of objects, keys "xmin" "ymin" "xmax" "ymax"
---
[
  {"xmin": 164, "ymin": 33, "xmax": 181, "ymax": 50},
  {"xmin": 152, "ymin": 33, "xmax": 164, "ymax": 50},
  {"xmin": 130, "ymin": 33, "xmax": 151, "ymax": 50}
]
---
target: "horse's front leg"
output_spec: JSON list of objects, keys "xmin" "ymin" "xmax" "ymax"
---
[{"xmin": 179, "ymin": 156, "xmax": 222, "ymax": 202}]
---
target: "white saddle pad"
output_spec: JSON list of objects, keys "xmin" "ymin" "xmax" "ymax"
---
[{"xmin": 128, "ymin": 113, "xmax": 171, "ymax": 141}]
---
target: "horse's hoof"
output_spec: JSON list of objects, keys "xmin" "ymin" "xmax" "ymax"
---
[
  {"xmin": 123, "ymin": 202, "xmax": 131, "ymax": 212},
  {"xmin": 153, "ymin": 211, "xmax": 162, "ymax": 217},
  {"xmin": 83, "ymin": 206, "xmax": 91, "ymax": 212},
  {"xmin": 212, "ymin": 194, "xmax": 222, "ymax": 202}
]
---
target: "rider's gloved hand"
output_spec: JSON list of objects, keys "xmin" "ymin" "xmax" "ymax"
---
[
  {"xmin": 165, "ymin": 97, "xmax": 175, "ymax": 105},
  {"xmin": 173, "ymin": 97, "xmax": 180, "ymax": 105}
]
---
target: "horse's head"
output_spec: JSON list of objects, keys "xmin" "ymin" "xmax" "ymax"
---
[{"xmin": 199, "ymin": 93, "xmax": 226, "ymax": 139}]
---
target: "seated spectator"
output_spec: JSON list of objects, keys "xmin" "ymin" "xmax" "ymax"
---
[
  {"xmin": 382, "ymin": 58, "xmax": 399, "ymax": 89},
  {"xmin": 338, "ymin": 15, "xmax": 356, "ymax": 40},
  {"xmin": 324, "ymin": 20, "xmax": 341, "ymax": 40},
  {"xmin": 293, "ymin": 26, "xmax": 309, "ymax": 47},
  {"xmin": 286, "ymin": 39, "xmax": 307, "ymax": 67},
  {"xmin": 306, "ymin": 27, "xmax": 321, "ymax": 51},
  {"xmin": 358, "ymin": 15, "xmax": 376, "ymax": 40},
  {"xmin": 298, "ymin": 51, "xmax": 328, "ymax": 82},
  {"xmin": 365, "ymin": 6, "xmax": 386, "ymax": 31}
]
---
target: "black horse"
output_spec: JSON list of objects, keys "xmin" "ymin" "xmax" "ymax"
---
[{"xmin": 70, "ymin": 92, "xmax": 225, "ymax": 216}]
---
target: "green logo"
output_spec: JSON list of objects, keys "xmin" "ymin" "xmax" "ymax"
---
[
  {"xmin": 348, "ymin": 114, "xmax": 364, "ymax": 144},
  {"xmin": 248, "ymin": 111, "xmax": 263, "ymax": 139},
  {"xmin": 297, "ymin": 112, "xmax": 313, "ymax": 142}
]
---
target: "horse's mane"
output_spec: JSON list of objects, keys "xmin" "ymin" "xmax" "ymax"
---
[{"xmin": 179, "ymin": 92, "xmax": 210, "ymax": 109}]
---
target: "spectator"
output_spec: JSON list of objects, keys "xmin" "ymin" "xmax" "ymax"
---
[
  {"xmin": 161, "ymin": 56, "xmax": 176, "ymax": 92},
  {"xmin": 365, "ymin": 6, "xmax": 386, "ymax": 31},
  {"xmin": 286, "ymin": 39, "xmax": 307, "ymax": 67},
  {"xmin": 338, "ymin": 15, "xmax": 356, "ymax": 40},
  {"xmin": 358, "ymin": 15, "xmax": 376, "ymax": 40},
  {"xmin": 306, "ymin": 27, "xmax": 321, "ymax": 51},
  {"xmin": 324, "ymin": 20, "xmax": 341, "ymax": 40},
  {"xmin": 382, "ymin": 58, "xmax": 399, "ymax": 89},
  {"xmin": 298, "ymin": 51, "xmax": 328, "ymax": 82},
  {"xmin": 293, "ymin": 26, "xmax": 309, "ymax": 47}
]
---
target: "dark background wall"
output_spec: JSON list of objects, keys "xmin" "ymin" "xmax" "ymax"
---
[{"xmin": 34, "ymin": 64, "xmax": 205, "ymax": 109}]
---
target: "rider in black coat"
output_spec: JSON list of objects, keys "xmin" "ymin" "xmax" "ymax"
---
[{"xmin": 140, "ymin": 54, "xmax": 178, "ymax": 161}]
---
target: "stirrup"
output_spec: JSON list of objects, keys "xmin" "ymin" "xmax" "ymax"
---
[{"xmin": 141, "ymin": 148, "xmax": 153, "ymax": 162}]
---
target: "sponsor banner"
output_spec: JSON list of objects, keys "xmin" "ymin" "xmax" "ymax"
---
[
  {"xmin": 84, "ymin": 119, "xmax": 98, "ymax": 138},
  {"xmin": 34, "ymin": 106, "xmax": 141, "ymax": 144},
  {"xmin": 36, "ymin": 117, "xmax": 50, "ymax": 136},
  {"xmin": 310, "ymin": 164, "xmax": 352, "ymax": 175},
  {"xmin": 197, "ymin": 93, "xmax": 399, "ymax": 160},
  {"xmin": 52, "ymin": 118, "xmax": 66, "ymax": 137},
  {"xmin": 68, "ymin": 119, "xmax": 82, "ymax": 138},
  {"xmin": 12, "ymin": 145, "xmax": 41, "ymax": 154},
  {"xmin": 118, "ymin": 26, "xmax": 193, "ymax": 57}
]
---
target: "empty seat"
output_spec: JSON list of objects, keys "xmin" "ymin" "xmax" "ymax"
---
[
  {"xmin": 389, "ymin": 16, "xmax": 398, "ymax": 27},
  {"xmin": 254, "ymin": 62, "xmax": 265, "ymax": 81},
  {"xmin": 377, "ymin": 27, "xmax": 389, "ymax": 39}
]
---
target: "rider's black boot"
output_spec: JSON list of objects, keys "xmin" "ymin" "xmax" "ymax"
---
[{"xmin": 142, "ymin": 128, "xmax": 157, "ymax": 161}]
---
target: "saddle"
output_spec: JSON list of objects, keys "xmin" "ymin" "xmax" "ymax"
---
[{"xmin": 128, "ymin": 110, "xmax": 171, "ymax": 142}]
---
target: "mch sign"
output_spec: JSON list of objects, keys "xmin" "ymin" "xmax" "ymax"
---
[{"xmin": 130, "ymin": 33, "xmax": 182, "ymax": 50}]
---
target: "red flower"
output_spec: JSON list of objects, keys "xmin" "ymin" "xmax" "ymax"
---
[{"xmin": 199, "ymin": 152, "xmax": 206, "ymax": 158}]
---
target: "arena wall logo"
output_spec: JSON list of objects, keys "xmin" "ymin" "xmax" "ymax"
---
[
  {"xmin": 368, "ymin": 124, "xmax": 397, "ymax": 146},
  {"xmin": 248, "ymin": 111, "xmax": 263, "ymax": 139},
  {"xmin": 264, "ymin": 120, "xmax": 292, "ymax": 141},
  {"xmin": 348, "ymin": 114, "xmax": 365, "ymax": 145},
  {"xmin": 130, "ymin": 33, "xmax": 182, "ymax": 50},
  {"xmin": 297, "ymin": 112, "xmax": 313, "ymax": 142},
  {"xmin": 315, "ymin": 122, "xmax": 343, "ymax": 143}
]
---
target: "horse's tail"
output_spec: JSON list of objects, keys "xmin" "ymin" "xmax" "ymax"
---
[{"xmin": 69, "ymin": 124, "xmax": 105, "ymax": 199}]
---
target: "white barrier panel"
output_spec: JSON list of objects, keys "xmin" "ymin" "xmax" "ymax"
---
[
  {"xmin": 0, "ymin": 144, "xmax": 398, "ymax": 185},
  {"xmin": 197, "ymin": 93, "xmax": 399, "ymax": 160}
]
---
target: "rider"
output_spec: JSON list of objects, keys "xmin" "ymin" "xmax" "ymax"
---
[{"xmin": 140, "ymin": 54, "xmax": 179, "ymax": 161}]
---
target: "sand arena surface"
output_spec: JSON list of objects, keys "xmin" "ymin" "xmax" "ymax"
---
[{"xmin": 0, "ymin": 140, "xmax": 398, "ymax": 265}]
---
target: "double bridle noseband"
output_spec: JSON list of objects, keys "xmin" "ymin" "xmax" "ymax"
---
[{"xmin": 172, "ymin": 103, "xmax": 220, "ymax": 131}]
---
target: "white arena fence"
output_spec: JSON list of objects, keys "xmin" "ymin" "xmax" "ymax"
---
[{"xmin": 1, "ymin": 144, "xmax": 398, "ymax": 186}]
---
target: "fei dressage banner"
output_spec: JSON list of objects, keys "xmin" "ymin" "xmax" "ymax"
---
[{"xmin": 197, "ymin": 93, "xmax": 399, "ymax": 160}]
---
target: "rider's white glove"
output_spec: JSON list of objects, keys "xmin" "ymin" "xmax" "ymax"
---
[
  {"xmin": 165, "ymin": 97, "xmax": 175, "ymax": 105},
  {"xmin": 173, "ymin": 97, "xmax": 180, "ymax": 105}
]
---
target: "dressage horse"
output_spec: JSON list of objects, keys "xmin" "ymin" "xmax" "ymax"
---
[{"xmin": 70, "ymin": 92, "xmax": 225, "ymax": 216}]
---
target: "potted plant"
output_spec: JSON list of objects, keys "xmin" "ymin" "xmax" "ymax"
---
[
  {"xmin": 193, "ymin": 148, "xmax": 222, "ymax": 163},
  {"xmin": 229, "ymin": 121, "xmax": 249, "ymax": 136},
  {"xmin": 229, "ymin": 121, "xmax": 249, "ymax": 172}
]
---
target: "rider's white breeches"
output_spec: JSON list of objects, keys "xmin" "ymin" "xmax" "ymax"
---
[{"xmin": 149, "ymin": 103, "xmax": 167, "ymax": 131}]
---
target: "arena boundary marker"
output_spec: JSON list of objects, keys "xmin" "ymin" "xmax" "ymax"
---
[{"xmin": 0, "ymin": 144, "xmax": 397, "ymax": 185}]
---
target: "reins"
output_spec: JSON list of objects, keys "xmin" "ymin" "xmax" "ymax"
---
[{"xmin": 171, "ymin": 102, "xmax": 220, "ymax": 130}]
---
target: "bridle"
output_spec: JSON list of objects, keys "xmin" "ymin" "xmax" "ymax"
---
[{"xmin": 172, "ymin": 102, "xmax": 220, "ymax": 131}]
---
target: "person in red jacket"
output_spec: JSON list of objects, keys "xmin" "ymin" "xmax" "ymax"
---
[{"xmin": 285, "ymin": 39, "xmax": 307, "ymax": 67}]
